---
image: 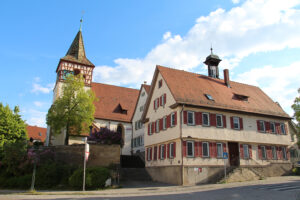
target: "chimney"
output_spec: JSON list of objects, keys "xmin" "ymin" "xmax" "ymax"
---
[{"xmin": 224, "ymin": 69, "xmax": 230, "ymax": 88}]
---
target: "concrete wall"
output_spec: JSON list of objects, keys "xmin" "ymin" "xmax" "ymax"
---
[
  {"xmin": 132, "ymin": 86, "xmax": 148, "ymax": 153},
  {"xmin": 51, "ymin": 144, "xmax": 120, "ymax": 167},
  {"xmin": 183, "ymin": 166, "xmax": 224, "ymax": 185},
  {"xmin": 146, "ymin": 166, "xmax": 182, "ymax": 185},
  {"xmin": 94, "ymin": 119, "xmax": 132, "ymax": 155}
]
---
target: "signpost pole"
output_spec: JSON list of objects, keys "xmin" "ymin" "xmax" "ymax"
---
[
  {"xmin": 83, "ymin": 137, "xmax": 87, "ymax": 191},
  {"xmin": 223, "ymin": 152, "xmax": 228, "ymax": 182}
]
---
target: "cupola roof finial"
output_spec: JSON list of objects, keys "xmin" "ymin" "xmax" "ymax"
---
[{"xmin": 79, "ymin": 10, "xmax": 84, "ymax": 31}]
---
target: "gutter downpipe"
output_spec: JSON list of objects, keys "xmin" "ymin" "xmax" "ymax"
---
[{"xmin": 180, "ymin": 104, "xmax": 185, "ymax": 185}]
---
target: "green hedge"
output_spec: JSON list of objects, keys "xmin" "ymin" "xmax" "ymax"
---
[
  {"xmin": 292, "ymin": 167, "xmax": 300, "ymax": 175},
  {"xmin": 69, "ymin": 167, "xmax": 110, "ymax": 190}
]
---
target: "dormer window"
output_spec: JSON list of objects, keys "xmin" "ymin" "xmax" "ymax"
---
[
  {"xmin": 205, "ymin": 94, "xmax": 214, "ymax": 101},
  {"xmin": 234, "ymin": 93, "xmax": 249, "ymax": 101}
]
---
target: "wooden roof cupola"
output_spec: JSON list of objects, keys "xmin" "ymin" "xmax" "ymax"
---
[
  {"xmin": 204, "ymin": 47, "xmax": 222, "ymax": 79},
  {"xmin": 55, "ymin": 18, "xmax": 95, "ymax": 86}
]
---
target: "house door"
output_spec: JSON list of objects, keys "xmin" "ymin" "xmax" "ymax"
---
[{"xmin": 228, "ymin": 142, "xmax": 240, "ymax": 166}]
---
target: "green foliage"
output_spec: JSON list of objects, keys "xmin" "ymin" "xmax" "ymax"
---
[
  {"xmin": 292, "ymin": 88, "xmax": 300, "ymax": 146},
  {"xmin": 0, "ymin": 174, "xmax": 32, "ymax": 189},
  {"xmin": 2, "ymin": 140, "xmax": 28, "ymax": 176},
  {"xmin": 46, "ymin": 74, "xmax": 96, "ymax": 145},
  {"xmin": 292, "ymin": 167, "xmax": 300, "ymax": 175},
  {"xmin": 0, "ymin": 103, "xmax": 27, "ymax": 158},
  {"xmin": 69, "ymin": 167, "xmax": 110, "ymax": 190}
]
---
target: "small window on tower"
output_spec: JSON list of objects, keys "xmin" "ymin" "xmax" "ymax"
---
[{"xmin": 74, "ymin": 69, "xmax": 81, "ymax": 76}]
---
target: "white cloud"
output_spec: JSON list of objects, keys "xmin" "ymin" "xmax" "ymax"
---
[
  {"xmin": 93, "ymin": 0, "xmax": 300, "ymax": 88},
  {"xmin": 232, "ymin": 0, "xmax": 240, "ymax": 4},
  {"xmin": 31, "ymin": 83, "xmax": 54, "ymax": 94},
  {"xmin": 234, "ymin": 62, "xmax": 300, "ymax": 116},
  {"xmin": 26, "ymin": 109, "xmax": 47, "ymax": 127}
]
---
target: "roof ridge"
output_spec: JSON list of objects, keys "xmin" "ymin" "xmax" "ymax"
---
[{"xmin": 91, "ymin": 82, "xmax": 139, "ymax": 91}]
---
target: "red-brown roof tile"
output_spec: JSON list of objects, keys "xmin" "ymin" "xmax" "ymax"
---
[
  {"xmin": 157, "ymin": 65, "xmax": 290, "ymax": 118},
  {"xmin": 26, "ymin": 125, "xmax": 47, "ymax": 142},
  {"xmin": 91, "ymin": 82, "xmax": 139, "ymax": 122},
  {"xmin": 143, "ymin": 84, "xmax": 151, "ymax": 94}
]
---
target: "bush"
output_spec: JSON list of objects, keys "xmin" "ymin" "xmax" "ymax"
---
[
  {"xmin": 292, "ymin": 167, "xmax": 300, "ymax": 175},
  {"xmin": 0, "ymin": 174, "xmax": 31, "ymax": 189},
  {"xmin": 69, "ymin": 167, "xmax": 110, "ymax": 190}
]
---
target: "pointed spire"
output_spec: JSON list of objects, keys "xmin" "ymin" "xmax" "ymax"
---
[{"xmin": 79, "ymin": 18, "xmax": 83, "ymax": 32}]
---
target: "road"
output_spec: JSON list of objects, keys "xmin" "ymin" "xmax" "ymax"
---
[{"xmin": 1, "ymin": 176, "xmax": 300, "ymax": 200}]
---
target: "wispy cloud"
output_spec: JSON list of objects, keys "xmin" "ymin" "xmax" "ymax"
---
[{"xmin": 26, "ymin": 109, "xmax": 47, "ymax": 128}]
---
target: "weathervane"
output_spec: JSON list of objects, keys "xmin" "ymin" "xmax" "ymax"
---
[{"xmin": 80, "ymin": 10, "xmax": 85, "ymax": 31}]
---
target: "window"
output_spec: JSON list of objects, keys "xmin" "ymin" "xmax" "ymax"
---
[
  {"xmin": 243, "ymin": 144, "xmax": 249, "ymax": 159},
  {"xmin": 233, "ymin": 117, "xmax": 240, "ymax": 130},
  {"xmin": 217, "ymin": 143, "xmax": 223, "ymax": 158},
  {"xmin": 141, "ymin": 136, "xmax": 144, "ymax": 145},
  {"xmin": 171, "ymin": 112, "xmax": 176, "ymax": 127},
  {"xmin": 136, "ymin": 138, "xmax": 140, "ymax": 147},
  {"xmin": 170, "ymin": 143, "xmax": 174, "ymax": 158},
  {"xmin": 272, "ymin": 146, "xmax": 277, "ymax": 159},
  {"xmin": 205, "ymin": 94, "xmax": 214, "ymax": 101},
  {"xmin": 160, "ymin": 145, "xmax": 165, "ymax": 159},
  {"xmin": 202, "ymin": 142, "xmax": 209, "ymax": 157},
  {"xmin": 147, "ymin": 148, "xmax": 151, "ymax": 161},
  {"xmin": 259, "ymin": 121, "xmax": 266, "ymax": 132},
  {"xmin": 216, "ymin": 114, "xmax": 223, "ymax": 127},
  {"xmin": 161, "ymin": 94, "xmax": 165, "ymax": 106},
  {"xmin": 38, "ymin": 132, "xmax": 42, "ymax": 136},
  {"xmin": 270, "ymin": 122, "xmax": 275, "ymax": 134},
  {"xmin": 74, "ymin": 69, "xmax": 80, "ymax": 75},
  {"xmin": 158, "ymin": 80, "xmax": 162, "ymax": 88},
  {"xmin": 141, "ymin": 92, "xmax": 145, "ymax": 97},
  {"xmin": 149, "ymin": 122, "xmax": 152, "ymax": 135},
  {"xmin": 187, "ymin": 141, "xmax": 194, "ymax": 157},
  {"xmin": 282, "ymin": 147, "xmax": 287, "ymax": 160},
  {"xmin": 156, "ymin": 120, "xmax": 159, "ymax": 133},
  {"xmin": 261, "ymin": 146, "xmax": 267, "ymax": 159},
  {"xmin": 202, "ymin": 113, "xmax": 210, "ymax": 126},
  {"xmin": 187, "ymin": 111, "xmax": 195, "ymax": 125},
  {"xmin": 155, "ymin": 99, "xmax": 159, "ymax": 109},
  {"xmin": 280, "ymin": 123, "xmax": 286, "ymax": 134},
  {"xmin": 140, "ymin": 105, "xmax": 144, "ymax": 112},
  {"xmin": 163, "ymin": 116, "xmax": 167, "ymax": 130}
]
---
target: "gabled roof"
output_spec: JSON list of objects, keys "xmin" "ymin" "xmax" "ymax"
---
[
  {"xmin": 131, "ymin": 84, "xmax": 151, "ymax": 121},
  {"xmin": 91, "ymin": 82, "xmax": 139, "ymax": 123},
  {"xmin": 60, "ymin": 30, "xmax": 94, "ymax": 67},
  {"xmin": 143, "ymin": 84, "xmax": 151, "ymax": 94},
  {"xmin": 143, "ymin": 65, "xmax": 290, "ymax": 120},
  {"xmin": 26, "ymin": 125, "xmax": 47, "ymax": 142}
]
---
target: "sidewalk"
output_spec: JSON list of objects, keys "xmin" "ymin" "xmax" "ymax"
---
[{"xmin": 1, "ymin": 176, "xmax": 300, "ymax": 198}]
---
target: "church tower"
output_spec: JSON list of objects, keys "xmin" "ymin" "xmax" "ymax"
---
[
  {"xmin": 204, "ymin": 47, "xmax": 221, "ymax": 79},
  {"xmin": 53, "ymin": 20, "xmax": 95, "ymax": 102}
]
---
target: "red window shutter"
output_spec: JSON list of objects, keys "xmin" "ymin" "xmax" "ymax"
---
[
  {"xmin": 167, "ymin": 114, "xmax": 171, "ymax": 128},
  {"xmin": 150, "ymin": 147, "xmax": 153, "ymax": 160},
  {"xmin": 249, "ymin": 145, "xmax": 252, "ymax": 159},
  {"xmin": 223, "ymin": 143, "xmax": 227, "ymax": 153},
  {"xmin": 154, "ymin": 121, "xmax": 157, "ymax": 133},
  {"xmin": 210, "ymin": 114, "xmax": 216, "ymax": 127},
  {"xmin": 174, "ymin": 112, "xmax": 177, "ymax": 125},
  {"xmin": 164, "ymin": 145, "xmax": 166, "ymax": 160},
  {"xmin": 240, "ymin": 144, "xmax": 244, "ymax": 159},
  {"xmin": 164, "ymin": 93, "xmax": 166, "ymax": 105},
  {"xmin": 167, "ymin": 144, "xmax": 170, "ymax": 158},
  {"xmin": 199, "ymin": 142, "xmax": 202, "ymax": 157},
  {"xmin": 239, "ymin": 118, "xmax": 243, "ymax": 130},
  {"xmin": 257, "ymin": 120, "xmax": 261, "ymax": 132},
  {"xmin": 194, "ymin": 142, "xmax": 199, "ymax": 157},
  {"xmin": 183, "ymin": 111, "xmax": 187, "ymax": 124},
  {"xmin": 265, "ymin": 122, "xmax": 270, "ymax": 133},
  {"xmin": 157, "ymin": 98, "xmax": 160, "ymax": 108},
  {"xmin": 154, "ymin": 146, "xmax": 157, "ymax": 160},
  {"xmin": 148, "ymin": 124, "xmax": 150, "ymax": 135},
  {"xmin": 152, "ymin": 123, "xmax": 155, "ymax": 133},
  {"xmin": 209, "ymin": 143, "xmax": 213, "ymax": 157},
  {"xmin": 160, "ymin": 96, "xmax": 162, "ymax": 106},
  {"xmin": 277, "ymin": 147, "xmax": 280, "ymax": 160},
  {"xmin": 223, "ymin": 115, "xmax": 227, "ymax": 128},
  {"xmin": 275, "ymin": 123, "xmax": 281, "ymax": 134},
  {"xmin": 159, "ymin": 145, "xmax": 161, "ymax": 159},
  {"xmin": 267, "ymin": 146, "xmax": 272, "ymax": 159},
  {"xmin": 160, "ymin": 118, "xmax": 163, "ymax": 131},
  {"xmin": 173, "ymin": 142, "xmax": 176, "ymax": 157},
  {"xmin": 284, "ymin": 124, "xmax": 288, "ymax": 135},
  {"xmin": 195, "ymin": 112, "xmax": 202, "ymax": 125},
  {"xmin": 258, "ymin": 146, "xmax": 262, "ymax": 159},
  {"xmin": 230, "ymin": 117, "xmax": 234, "ymax": 129},
  {"xmin": 183, "ymin": 141, "xmax": 187, "ymax": 157}
]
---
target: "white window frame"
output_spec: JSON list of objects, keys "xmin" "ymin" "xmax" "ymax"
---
[
  {"xmin": 217, "ymin": 143, "xmax": 223, "ymax": 158},
  {"xmin": 233, "ymin": 117, "xmax": 240, "ymax": 130},
  {"xmin": 261, "ymin": 146, "xmax": 267, "ymax": 159},
  {"xmin": 282, "ymin": 147, "xmax": 287, "ymax": 160},
  {"xmin": 270, "ymin": 122, "xmax": 275, "ymax": 134},
  {"xmin": 147, "ymin": 148, "xmax": 151, "ymax": 161},
  {"xmin": 156, "ymin": 120, "xmax": 159, "ymax": 133},
  {"xmin": 163, "ymin": 116, "xmax": 167, "ymax": 130},
  {"xmin": 161, "ymin": 95, "xmax": 165, "ymax": 106},
  {"xmin": 160, "ymin": 144, "xmax": 165, "ymax": 160},
  {"xmin": 280, "ymin": 123, "xmax": 286, "ymax": 134},
  {"xmin": 216, "ymin": 114, "xmax": 223, "ymax": 128},
  {"xmin": 149, "ymin": 122, "xmax": 152, "ymax": 135},
  {"xmin": 202, "ymin": 142, "xmax": 209, "ymax": 157},
  {"xmin": 243, "ymin": 144, "xmax": 249, "ymax": 159},
  {"xmin": 202, "ymin": 113, "xmax": 210, "ymax": 126},
  {"xmin": 259, "ymin": 120, "xmax": 266, "ymax": 132},
  {"xmin": 187, "ymin": 111, "xmax": 195, "ymax": 125},
  {"xmin": 187, "ymin": 141, "xmax": 194, "ymax": 157},
  {"xmin": 170, "ymin": 143, "xmax": 174, "ymax": 158},
  {"xmin": 272, "ymin": 146, "xmax": 277, "ymax": 160},
  {"xmin": 171, "ymin": 112, "xmax": 175, "ymax": 127}
]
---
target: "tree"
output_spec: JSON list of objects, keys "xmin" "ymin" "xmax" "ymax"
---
[
  {"xmin": 46, "ymin": 74, "xmax": 96, "ymax": 145},
  {"xmin": 0, "ymin": 103, "xmax": 27, "ymax": 159},
  {"xmin": 292, "ymin": 88, "xmax": 300, "ymax": 145}
]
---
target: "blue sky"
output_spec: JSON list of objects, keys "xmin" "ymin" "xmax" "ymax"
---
[{"xmin": 1, "ymin": 0, "xmax": 300, "ymax": 127}]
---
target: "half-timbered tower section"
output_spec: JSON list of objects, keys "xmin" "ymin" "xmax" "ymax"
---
[{"xmin": 142, "ymin": 54, "xmax": 292, "ymax": 185}]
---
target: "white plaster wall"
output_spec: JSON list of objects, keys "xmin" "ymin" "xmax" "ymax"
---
[
  {"xmin": 181, "ymin": 107, "xmax": 291, "ymax": 146},
  {"xmin": 94, "ymin": 119, "xmax": 132, "ymax": 155},
  {"xmin": 145, "ymin": 72, "xmax": 179, "ymax": 147}
]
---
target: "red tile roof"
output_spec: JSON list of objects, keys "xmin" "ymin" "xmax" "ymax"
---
[
  {"xmin": 91, "ymin": 82, "xmax": 140, "ymax": 122},
  {"xmin": 143, "ymin": 84, "xmax": 151, "ymax": 94},
  {"xmin": 26, "ymin": 125, "xmax": 47, "ymax": 142},
  {"xmin": 145, "ymin": 65, "xmax": 290, "ymax": 119}
]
